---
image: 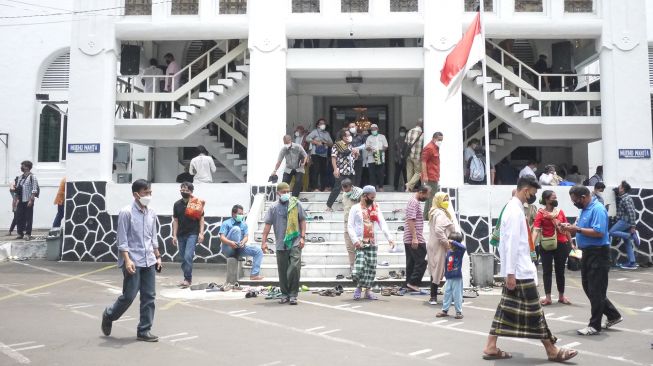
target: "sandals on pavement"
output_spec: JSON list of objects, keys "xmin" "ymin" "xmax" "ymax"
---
[
  {"xmin": 353, "ymin": 287, "xmax": 362, "ymax": 301},
  {"xmin": 381, "ymin": 288, "xmax": 392, "ymax": 296},
  {"xmin": 540, "ymin": 298, "xmax": 553, "ymax": 306},
  {"xmin": 482, "ymin": 349, "xmax": 513, "ymax": 360},
  {"xmin": 435, "ymin": 311, "xmax": 449, "ymax": 318},
  {"xmin": 558, "ymin": 297, "xmax": 572, "ymax": 305},
  {"xmin": 364, "ymin": 291, "xmax": 378, "ymax": 300},
  {"xmin": 454, "ymin": 312, "xmax": 464, "ymax": 319},
  {"xmin": 548, "ymin": 348, "xmax": 578, "ymax": 362}
]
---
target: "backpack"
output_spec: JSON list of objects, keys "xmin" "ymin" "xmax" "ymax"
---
[{"xmin": 469, "ymin": 155, "xmax": 486, "ymax": 182}]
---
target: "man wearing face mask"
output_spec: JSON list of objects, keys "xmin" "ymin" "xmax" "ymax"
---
[
  {"xmin": 347, "ymin": 122, "xmax": 367, "ymax": 186},
  {"xmin": 262, "ymin": 183, "xmax": 307, "ymax": 305},
  {"xmin": 365, "ymin": 124, "xmax": 389, "ymax": 191},
  {"xmin": 519, "ymin": 160, "xmax": 538, "ymax": 179},
  {"xmin": 102, "ymin": 180, "xmax": 162, "ymax": 342},
  {"xmin": 171, "ymin": 182, "xmax": 205, "ymax": 288},
  {"xmin": 306, "ymin": 119, "xmax": 334, "ymax": 192},
  {"xmin": 220, "ymin": 204, "xmax": 264, "ymax": 280},
  {"xmin": 394, "ymin": 126, "xmax": 408, "ymax": 191},
  {"xmin": 12, "ymin": 161, "xmax": 39, "ymax": 241},
  {"xmin": 326, "ymin": 129, "xmax": 358, "ymax": 211},
  {"xmin": 562, "ymin": 185, "xmax": 622, "ymax": 336},
  {"xmin": 421, "ymin": 132, "xmax": 443, "ymax": 217},
  {"xmin": 404, "ymin": 185, "xmax": 431, "ymax": 294},
  {"xmin": 272, "ymin": 135, "xmax": 308, "ymax": 197}
]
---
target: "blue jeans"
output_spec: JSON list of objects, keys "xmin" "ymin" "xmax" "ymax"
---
[
  {"xmin": 106, "ymin": 265, "xmax": 156, "ymax": 335},
  {"xmin": 442, "ymin": 277, "xmax": 463, "ymax": 314},
  {"xmin": 177, "ymin": 234, "xmax": 197, "ymax": 281},
  {"xmin": 609, "ymin": 219, "xmax": 635, "ymax": 264},
  {"xmin": 221, "ymin": 226, "xmax": 263, "ymax": 276},
  {"xmin": 52, "ymin": 204, "xmax": 64, "ymax": 228}
]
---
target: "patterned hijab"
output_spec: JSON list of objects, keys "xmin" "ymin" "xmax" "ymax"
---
[{"xmin": 429, "ymin": 192, "xmax": 452, "ymax": 221}]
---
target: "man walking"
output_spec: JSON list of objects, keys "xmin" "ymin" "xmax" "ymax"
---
[
  {"xmin": 483, "ymin": 176, "xmax": 577, "ymax": 362},
  {"xmin": 341, "ymin": 179, "xmax": 363, "ymax": 277},
  {"xmin": 564, "ymin": 185, "xmax": 623, "ymax": 335},
  {"xmin": 261, "ymin": 182, "xmax": 307, "ymax": 305},
  {"xmin": 348, "ymin": 122, "xmax": 367, "ymax": 186},
  {"xmin": 272, "ymin": 134, "xmax": 308, "ymax": 197},
  {"xmin": 326, "ymin": 129, "xmax": 357, "ymax": 212},
  {"xmin": 394, "ymin": 126, "xmax": 408, "ymax": 192},
  {"xmin": 421, "ymin": 132, "xmax": 443, "ymax": 217},
  {"xmin": 171, "ymin": 182, "xmax": 205, "ymax": 288},
  {"xmin": 365, "ymin": 124, "xmax": 388, "ymax": 191},
  {"xmin": 220, "ymin": 204, "xmax": 264, "ymax": 280},
  {"xmin": 306, "ymin": 119, "xmax": 333, "ymax": 192},
  {"xmin": 102, "ymin": 180, "xmax": 161, "ymax": 342},
  {"xmin": 610, "ymin": 181, "xmax": 640, "ymax": 269},
  {"xmin": 404, "ymin": 185, "xmax": 430, "ymax": 293},
  {"xmin": 404, "ymin": 119, "xmax": 424, "ymax": 191},
  {"xmin": 12, "ymin": 161, "xmax": 39, "ymax": 241}
]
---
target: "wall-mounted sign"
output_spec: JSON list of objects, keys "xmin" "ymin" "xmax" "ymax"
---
[
  {"xmin": 618, "ymin": 149, "xmax": 651, "ymax": 159},
  {"xmin": 68, "ymin": 143, "xmax": 101, "ymax": 154}
]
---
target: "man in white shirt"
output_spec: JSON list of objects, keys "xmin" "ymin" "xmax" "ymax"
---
[
  {"xmin": 189, "ymin": 145, "xmax": 217, "ymax": 183},
  {"xmin": 164, "ymin": 53, "xmax": 181, "ymax": 92},
  {"xmin": 483, "ymin": 176, "xmax": 577, "ymax": 363},
  {"xmin": 365, "ymin": 124, "xmax": 388, "ymax": 191},
  {"xmin": 142, "ymin": 58, "xmax": 163, "ymax": 118},
  {"xmin": 519, "ymin": 160, "xmax": 538, "ymax": 179}
]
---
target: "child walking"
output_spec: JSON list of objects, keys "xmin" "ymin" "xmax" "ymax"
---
[{"xmin": 436, "ymin": 232, "xmax": 466, "ymax": 319}]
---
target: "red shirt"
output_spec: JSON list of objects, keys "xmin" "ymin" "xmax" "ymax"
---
[
  {"xmin": 421, "ymin": 141, "xmax": 440, "ymax": 182},
  {"xmin": 533, "ymin": 209, "xmax": 569, "ymax": 243}
]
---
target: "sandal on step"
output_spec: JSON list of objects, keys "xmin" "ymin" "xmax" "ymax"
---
[
  {"xmin": 548, "ymin": 348, "xmax": 578, "ymax": 362},
  {"xmin": 482, "ymin": 349, "xmax": 512, "ymax": 360}
]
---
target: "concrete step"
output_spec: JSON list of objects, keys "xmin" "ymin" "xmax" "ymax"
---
[
  {"xmin": 522, "ymin": 110, "xmax": 540, "ymax": 119},
  {"xmin": 493, "ymin": 89, "xmax": 510, "ymax": 100},
  {"xmin": 262, "ymin": 210, "xmax": 399, "ymax": 221},
  {"xmin": 490, "ymin": 138, "xmax": 505, "ymax": 146},
  {"xmin": 251, "ymin": 253, "xmax": 406, "ymax": 266},
  {"xmin": 503, "ymin": 97, "xmax": 520, "ymax": 107},
  {"xmin": 236, "ymin": 65, "xmax": 250, "ymax": 73},
  {"xmin": 233, "ymin": 159, "xmax": 247, "ymax": 166},
  {"xmin": 252, "ymin": 230, "xmax": 407, "ymax": 243},
  {"xmin": 180, "ymin": 105, "xmax": 198, "ymax": 114},
  {"xmin": 475, "ymin": 76, "xmax": 492, "ymax": 85},
  {"xmin": 298, "ymin": 242, "xmax": 398, "ymax": 254},
  {"xmin": 172, "ymin": 112, "xmax": 190, "ymax": 121},
  {"xmin": 189, "ymin": 98, "xmax": 207, "ymax": 108},
  {"xmin": 512, "ymin": 103, "xmax": 529, "ymax": 113},
  {"xmin": 218, "ymin": 78, "xmax": 235, "ymax": 88},
  {"xmin": 485, "ymin": 82, "xmax": 502, "ymax": 93},
  {"xmin": 256, "ymin": 220, "xmax": 422, "ymax": 232},
  {"xmin": 209, "ymin": 84, "xmax": 226, "ymax": 94},
  {"xmin": 242, "ymin": 264, "xmax": 424, "ymax": 279},
  {"xmin": 265, "ymin": 201, "xmax": 411, "ymax": 212},
  {"xmin": 298, "ymin": 191, "xmax": 413, "ymax": 201},
  {"xmin": 226, "ymin": 153, "xmax": 240, "ymax": 160},
  {"xmin": 466, "ymin": 69, "xmax": 483, "ymax": 79},
  {"xmin": 498, "ymin": 133, "xmax": 513, "ymax": 140},
  {"xmin": 199, "ymin": 92, "xmax": 216, "ymax": 101},
  {"xmin": 227, "ymin": 72, "xmax": 244, "ymax": 81}
]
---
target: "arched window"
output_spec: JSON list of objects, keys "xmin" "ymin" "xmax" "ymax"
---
[{"xmin": 37, "ymin": 50, "xmax": 70, "ymax": 163}]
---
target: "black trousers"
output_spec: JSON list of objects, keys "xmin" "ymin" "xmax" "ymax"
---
[
  {"xmin": 353, "ymin": 158, "xmax": 363, "ymax": 186},
  {"xmin": 581, "ymin": 246, "xmax": 621, "ymax": 331},
  {"xmin": 394, "ymin": 161, "xmax": 406, "ymax": 191},
  {"xmin": 540, "ymin": 241, "xmax": 570, "ymax": 295},
  {"xmin": 404, "ymin": 243, "xmax": 427, "ymax": 287},
  {"xmin": 369, "ymin": 163, "xmax": 385, "ymax": 189},
  {"xmin": 326, "ymin": 174, "xmax": 354, "ymax": 208},
  {"xmin": 309, "ymin": 155, "xmax": 328, "ymax": 191},
  {"xmin": 282, "ymin": 170, "xmax": 304, "ymax": 197},
  {"xmin": 16, "ymin": 201, "xmax": 34, "ymax": 236}
]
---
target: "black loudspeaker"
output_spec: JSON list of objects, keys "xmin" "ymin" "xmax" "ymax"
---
[{"xmin": 120, "ymin": 45, "xmax": 141, "ymax": 76}]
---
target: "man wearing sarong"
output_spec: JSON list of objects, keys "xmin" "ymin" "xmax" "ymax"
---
[
  {"xmin": 347, "ymin": 185, "xmax": 395, "ymax": 300},
  {"xmin": 483, "ymin": 176, "xmax": 578, "ymax": 362}
]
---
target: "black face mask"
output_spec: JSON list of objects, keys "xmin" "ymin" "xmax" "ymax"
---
[
  {"xmin": 181, "ymin": 192, "xmax": 191, "ymax": 199},
  {"xmin": 573, "ymin": 201, "xmax": 584, "ymax": 210},
  {"xmin": 527, "ymin": 195, "xmax": 537, "ymax": 205},
  {"xmin": 417, "ymin": 196, "xmax": 427, "ymax": 202},
  {"xmin": 550, "ymin": 200, "xmax": 559, "ymax": 208},
  {"xmin": 365, "ymin": 198, "xmax": 374, "ymax": 206}
]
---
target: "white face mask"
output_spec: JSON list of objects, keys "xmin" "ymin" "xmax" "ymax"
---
[
  {"xmin": 435, "ymin": 141, "xmax": 442, "ymax": 148},
  {"xmin": 399, "ymin": 132, "xmax": 406, "ymax": 137},
  {"xmin": 319, "ymin": 125, "xmax": 326, "ymax": 131},
  {"xmin": 349, "ymin": 127, "xmax": 357, "ymax": 134},
  {"xmin": 137, "ymin": 194, "xmax": 152, "ymax": 207},
  {"xmin": 344, "ymin": 136, "xmax": 352, "ymax": 143},
  {"xmin": 294, "ymin": 131, "xmax": 300, "ymax": 137},
  {"xmin": 285, "ymin": 143, "xmax": 292, "ymax": 148},
  {"xmin": 533, "ymin": 167, "xmax": 538, "ymax": 172}
]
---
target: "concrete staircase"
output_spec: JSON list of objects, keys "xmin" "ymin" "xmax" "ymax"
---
[{"xmin": 241, "ymin": 192, "xmax": 432, "ymax": 285}]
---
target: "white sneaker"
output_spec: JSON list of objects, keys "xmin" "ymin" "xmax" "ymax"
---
[
  {"xmin": 577, "ymin": 326, "xmax": 600, "ymax": 336},
  {"xmin": 604, "ymin": 317, "xmax": 623, "ymax": 329}
]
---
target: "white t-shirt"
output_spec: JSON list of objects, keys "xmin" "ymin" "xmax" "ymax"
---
[
  {"xmin": 165, "ymin": 60, "xmax": 181, "ymax": 91},
  {"xmin": 365, "ymin": 134, "xmax": 388, "ymax": 164},
  {"xmin": 499, "ymin": 197, "xmax": 537, "ymax": 280},
  {"xmin": 189, "ymin": 154, "xmax": 216, "ymax": 183},
  {"xmin": 519, "ymin": 165, "xmax": 536, "ymax": 178},
  {"xmin": 142, "ymin": 66, "xmax": 163, "ymax": 92}
]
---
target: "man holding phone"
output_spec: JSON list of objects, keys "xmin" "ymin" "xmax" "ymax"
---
[{"xmin": 102, "ymin": 179, "xmax": 162, "ymax": 342}]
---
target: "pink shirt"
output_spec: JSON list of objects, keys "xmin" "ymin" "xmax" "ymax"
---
[
  {"xmin": 165, "ymin": 61, "xmax": 181, "ymax": 91},
  {"xmin": 403, "ymin": 196, "xmax": 425, "ymax": 243}
]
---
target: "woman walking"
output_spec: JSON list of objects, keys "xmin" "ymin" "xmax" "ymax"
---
[
  {"xmin": 427, "ymin": 192, "xmax": 456, "ymax": 305},
  {"xmin": 533, "ymin": 190, "xmax": 573, "ymax": 305}
]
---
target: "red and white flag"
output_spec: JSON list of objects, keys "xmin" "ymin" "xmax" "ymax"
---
[{"xmin": 440, "ymin": 12, "xmax": 485, "ymax": 99}]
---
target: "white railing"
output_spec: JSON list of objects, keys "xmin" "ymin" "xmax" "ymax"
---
[
  {"xmin": 116, "ymin": 40, "xmax": 249, "ymax": 119},
  {"xmin": 486, "ymin": 40, "xmax": 601, "ymax": 118},
  {"xmin": 215, "ymin": 111, "xmax": 248, "ymax": 148}
]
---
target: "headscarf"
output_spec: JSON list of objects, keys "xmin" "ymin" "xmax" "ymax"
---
[{"xmin": 429, "ymin": 192, "xmax": 452, "ymax": 221}]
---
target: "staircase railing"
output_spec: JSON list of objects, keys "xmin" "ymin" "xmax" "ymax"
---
[
  {"xmin": 485, "ymin": 40, "xmax": 601, "ymax": 118},
  {"xmin": 215, "ymin": 111, "xmax": 248, "ymax": 148},
  {"xmin": 116, "ymin": 40, "xmax": 249, "ymax": 119}
]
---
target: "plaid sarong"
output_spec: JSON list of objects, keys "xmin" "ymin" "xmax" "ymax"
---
[
  {"xmin": 353, "ymin": 246, "xmax": 378, "ymax": 288},
  {"xmin": 490, "ymin": 279, "xmax": 557, "ymax": 342}
]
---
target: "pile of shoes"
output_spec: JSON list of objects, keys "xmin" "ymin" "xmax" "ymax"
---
[{"xmin": 315, "ymin": 285, "xmax": 344, "ymax": 297}]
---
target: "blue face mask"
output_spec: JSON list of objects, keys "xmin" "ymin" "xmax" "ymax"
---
[
  {"xmin": 235, "ymin": 214, "xmax": 245, "ymax": 222},
  {"xmin": 279, "ymin": 193, "xmax": 291, "ymax": 203}
]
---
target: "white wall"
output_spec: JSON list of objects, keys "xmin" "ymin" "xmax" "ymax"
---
[
  {"xmin": 105, "ymin": 183, "xmax": 251, "ymax": 216},
  {"xmin": 153, "ymin": 147, "xmax": 181, "ymax": 183},
  {"xmin": 286, "ymin": 95, "xmax": 315, "ymax": 133}
]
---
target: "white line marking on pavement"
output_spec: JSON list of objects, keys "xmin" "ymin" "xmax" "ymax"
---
[
  {"xmin": 29, "ymin": 292, "xmax": 50, "ymax": 297},
  {"xmin": 234, "ymin": 312, "xmax": 257, "ymax": 317},
  {"xmin": 545, "ymin": 313, "xmax": 556, "ymax": 317},
  {"xmin": 70, "ymin": 310, "xmax": 98, "ymax": 320},
  {"xmin": 641, "ymin": 306, "xmax": 653, "ymax": 312},
  {"xmin": 114, "ymin": 316, "xmax": 134, "ymax": 323},
  {"xmin": 617, "ymin": 278, "xmax": 628, "ymax": 281},
  {"xmin": 0, "ymin": 342, "xmax": 30, "ymax": 364},
  {"xmin": 228, "ymin": 310, "xmax": 248, "ymax": 315},
  {"xmin": 305, "ymin": 326, "xmax": 325, "ymax": 332},
  {"xmin": 70, "ymin": 304, "xmax": 94, "ymax": 309},
  {"xmin": 66, "ymin": 303, "xmax": 88, "ymax": 307},
  {"xmin": 13, "ymin": 345, "xmax": 44, "ymax": 352},
  {"xmin": 409, "ymin": 348, "xmax": 432, "ymax": 356},
  {"xmin": 562, "ymin": 342, "xmax": 581, "ymax": 349},
  {"xmin": 631, "ymin": 279, "xmax": 641, "ymax": 283},
  {"xmin": 160, "ymin": 333, "xmax": 189, "ymax": 339},
  {"xmin": 464, "ymin": 301, "xmax": 473, "ymax": 305},
  {"xmin": 6, "ymin": 342, "xmax": 34, "ymax": 348},
  {"xmin": 350, "ymin": 305, "xmax": 362, "ymax": 309},
  {"xmin": 427, "ymin": 352, "xmax": 451, "ymax": 360},
  {"xmin": 334, "ymin": 303, "xmax": 351, "ymax": 308},
  {"xmin": 446, "ymin": 322, "xmax": 464, "ymax": 328},
  {"xmin": 318, "ymin": 329, "xmax": 341, "ymax": 335},
  {"xmin": 169, "ymin": 336, "xmax": 198, "ymax": 343},
  {"xmin": 257, "ymin": 361, "xmax": 281, "ymax": 366},
  {"xmin": 431, "ymin": 320, "xmax": 448, "ymax": 325},
  {"xmin": 556, "ymin": 315, "xmax": 571, "ymax": 320}
]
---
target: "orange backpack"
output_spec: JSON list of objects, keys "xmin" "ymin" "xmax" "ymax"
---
[{"xmin": 185, "ymin": 196, "xmax": 205, "ymax": 220}]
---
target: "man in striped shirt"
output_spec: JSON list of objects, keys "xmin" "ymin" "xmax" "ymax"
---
[
  {"xmin": 404, "ymin": 119, "xmax": 424, "ymax": 191},
  {"xmin": 404, "ymin": 185, "xmax": 430, "ymax": 293},
  {"xmin": 12, "ymin": 161, "xmax": 39, "ymax": 241}
]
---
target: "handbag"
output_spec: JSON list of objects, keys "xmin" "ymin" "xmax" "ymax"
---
[
  {"xmin": 540, "ymin": 234, "xmax": 558, "ymax": 251},
  {"xmin": 402, "ymin": 130, "xmax": 423, "ymax": 158},
  {"xmin": 184, "ymin": 196, "xmax": 205, "ymax": 220},
  {"xmin": 567, "ymin": 249, "xmax": 582, "ymax": 271}
]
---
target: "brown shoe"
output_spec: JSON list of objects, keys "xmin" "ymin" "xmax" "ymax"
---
[
  {"xmin": 250, "ymin": 275, "xmax": 264, "ymax": 281},
  {"xmin": 435, "ymin": 311, "xmax": 449, "ymax": 318}
]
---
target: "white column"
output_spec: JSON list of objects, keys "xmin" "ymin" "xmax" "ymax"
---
[
  {"xmin": 423, "ymin": 0, "xmax": 464, "ymax": 187},
  {"xmin": 599, "ymin": 0, "xmax": 653, "ymax": 186},
  {"xmin": 246, "ymin": 0, "xmax": 288, "ymax": 184},
  {"xmin": 66, "ymin": 0, "xmax": 119, "ymax": 182}
]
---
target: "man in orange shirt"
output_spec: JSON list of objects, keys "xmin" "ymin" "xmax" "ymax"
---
[
  {"xmin": 422, "ymin": 132, "xmax": 443, "ymax": 217},
  {"xmin": 52, "ymin": 178, "xmax": 66, "ymax": 230}
]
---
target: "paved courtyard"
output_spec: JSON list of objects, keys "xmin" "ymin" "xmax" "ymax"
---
[{"xmin": 0, "ymin": 260, "xmax": 652, "ymax": 366}]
